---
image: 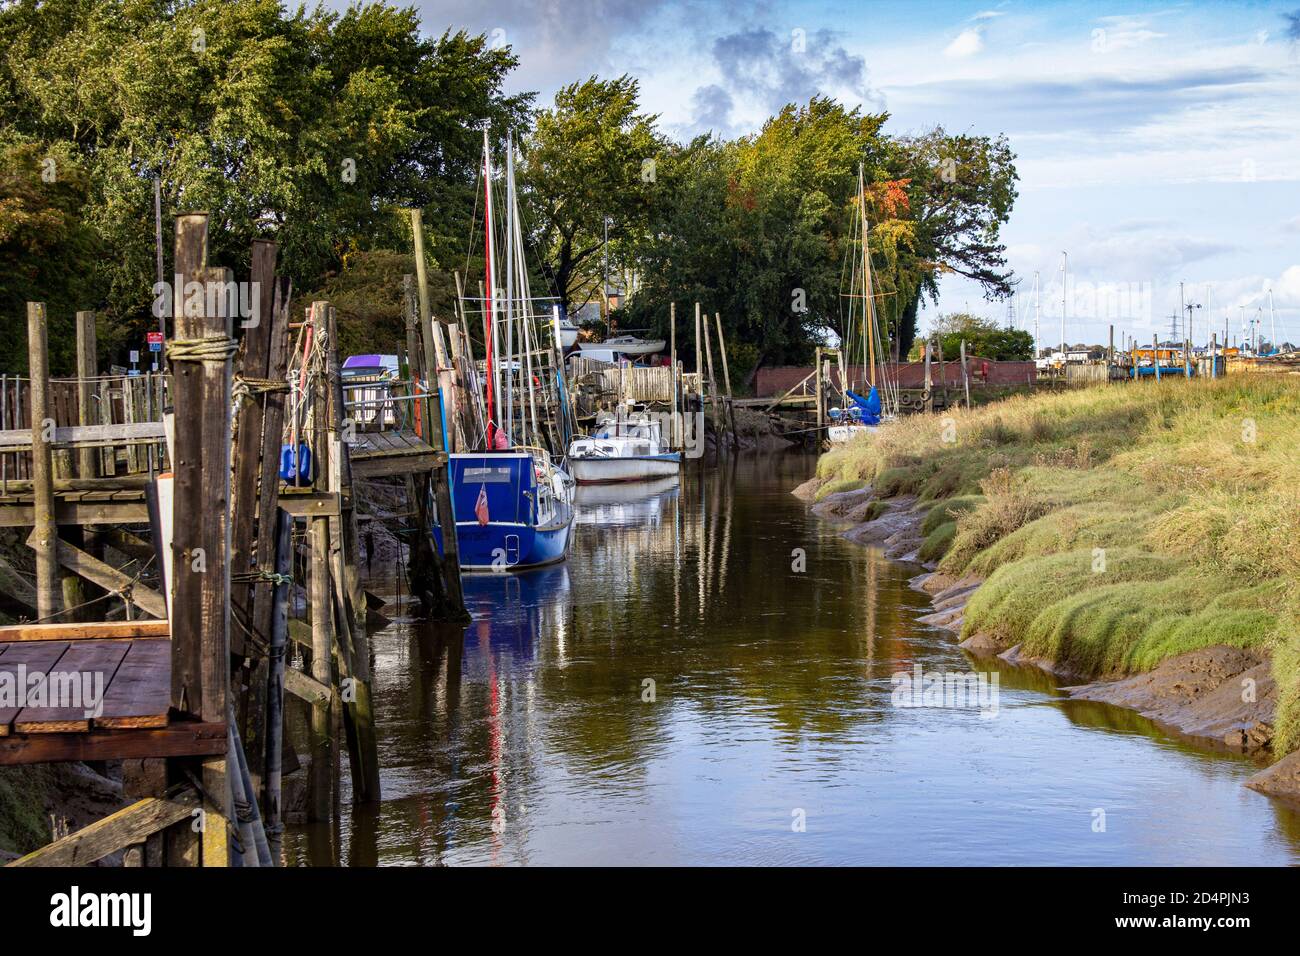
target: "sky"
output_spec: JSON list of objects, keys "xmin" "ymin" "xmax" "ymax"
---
[{"xmin": 354, "ymin": 0, "xmax": 1300, "ymax": 349}]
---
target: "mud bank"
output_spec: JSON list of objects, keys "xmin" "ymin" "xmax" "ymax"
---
[{"xmin": 794, "ymin": 474, "xmax": 1298, "ymax": 804}]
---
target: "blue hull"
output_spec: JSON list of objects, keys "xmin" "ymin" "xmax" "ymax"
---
[
  {"xmin": 432, "ymin": 451, "xmax": 573, "ymax": 572},
  {"xmin": 438, "ymin": 519, "xmax": 572, "ymax": 571}
]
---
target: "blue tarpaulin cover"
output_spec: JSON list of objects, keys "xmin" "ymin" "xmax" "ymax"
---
[{"xmin": 845, "ymin": 386, "xmax": 882, "ymax": 425}]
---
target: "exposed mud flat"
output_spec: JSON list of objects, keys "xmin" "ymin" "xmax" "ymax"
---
[{"xmin": 795, "ymin": 474, "xmax": 1298, "ymax": 803}]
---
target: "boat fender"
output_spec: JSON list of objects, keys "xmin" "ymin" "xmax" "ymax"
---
[{"xmin": 279, "ymin": 442, "xmax": 313, "ymax": 482}]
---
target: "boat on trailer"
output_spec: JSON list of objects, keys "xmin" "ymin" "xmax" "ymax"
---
[
  {"xmin": 577, "ymin": 334, "xmax": 665, "ymax": 357},
  {"xmin": 568, "ymin": 412, "xmax": 681, "ymax": 483}
]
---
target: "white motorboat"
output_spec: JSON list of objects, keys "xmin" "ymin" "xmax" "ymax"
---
[
  {"xmin": 567, "ymin": 413, "xmax": 682, "ymax": 483},
  {"xmin": 577, "ymin": 335, "xmax": 665, "ymax": 357}
]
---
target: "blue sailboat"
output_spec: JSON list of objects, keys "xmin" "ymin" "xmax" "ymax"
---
[
  {"xmin": 434, "ymin": 130, "xmax": 575, "ymax": 573},
  {"xmin": 434, "ymin": 450, "xmax": 574, "ymax": 571}
]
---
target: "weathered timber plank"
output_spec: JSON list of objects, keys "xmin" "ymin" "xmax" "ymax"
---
[
  {"xmin": 0, "ymin": 720, "xmax": 227, "ymax": 765},
  {"xmin": 0, "ymin": 620, "xmax": 169, "ymax": 642},
  {"xmin": 12, "ymin": 639, "xmax": 130, "ymax": 733},
  {"xmin": 52, "ymin": 539, "xmax": 166, "ymax": 619},
  {"xmin": 96, "ymin": 639, "xmax": 170, "ymax": 729},
  {"xmin": 277, "ymin": 492, "xmax": 341, "ymax": 517},
  {"xmin": 6, "ymin": 790, "xmax": 199, "ymax": 867},
  {"xmin": 0, "ymin": 501, "xmax": 150, "ymax": 527},
  {"xmin": 0, "ymin": 642, "xmax": 70, "ymax": 734},
  {"xmin": 351, "ymin": 453, "xmax": 442, "ymax": 479},
  {"xmin": 283, "ymin": 665, "xmax": 333, "ymax": 706}
]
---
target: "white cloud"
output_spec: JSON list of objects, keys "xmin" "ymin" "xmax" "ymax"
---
[{"xmin": 944, "ymin": 28, "xmax": 984, "ymax": 58}]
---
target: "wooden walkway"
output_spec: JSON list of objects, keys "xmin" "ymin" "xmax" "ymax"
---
[
  {"xmin": 0, "ymin": 620, "xmax": 224, "ymax": 766},
  {"xmin": 348, "ymin": 429, "xmax": 443, "ymax": 478}
]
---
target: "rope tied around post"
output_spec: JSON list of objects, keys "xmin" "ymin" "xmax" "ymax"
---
[
  {"xmin": 231, "ymin": 375, "xmax": 291, "ymax": 408},
  {"xmin": 165, "ymin": 335, "xmax": 238, "ymax": 364}
]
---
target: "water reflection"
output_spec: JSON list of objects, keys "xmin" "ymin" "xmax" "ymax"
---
[{"xmin": 286, "ymin": 455, "xmax": 1300, "ymax": 866}]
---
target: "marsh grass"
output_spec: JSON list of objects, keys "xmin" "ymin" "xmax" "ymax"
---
[{"xmin": 819, "ymin": 375, "xmax": 1300, "ymax": 752}]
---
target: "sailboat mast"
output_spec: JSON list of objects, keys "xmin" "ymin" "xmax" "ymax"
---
[
  {"xmin": 482, "ymin": 129, "xmax": 498, "ymax": 447},
  {"xmin": 859, "ymin": 164, "xmax": 876, "ymax": 389},
  {"xmin": 505, "ymin": 133, "xmax": 516, "ymax": 444}
]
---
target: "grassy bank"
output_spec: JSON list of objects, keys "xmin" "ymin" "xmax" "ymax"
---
[{"xmin": 817, "ymin": 375, "xmax": 1300, "ymax": 753}]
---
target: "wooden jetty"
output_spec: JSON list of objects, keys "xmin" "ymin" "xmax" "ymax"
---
[{"xmin": 0, "ymin": 213, "xmax": 466, "ymax": 867}]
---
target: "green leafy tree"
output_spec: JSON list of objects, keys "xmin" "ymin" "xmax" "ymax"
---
[
  {"xmin": 0, "ymin": 142, "xmax": 103, "ymax": 370},
  {"xmin": 0, "ymin": 0, "xmax": 529, "ymax": 366},
  {"xmin": 886, "ymin": 128, "xmax": 1019, "ymax": 358},
  {"xmin": 912, "ymin": 312, "xmax": 1033, "ymax": 361},
  {"xmin": 519, "ymin": 75, "xmax": 663, "ymax": 319}
]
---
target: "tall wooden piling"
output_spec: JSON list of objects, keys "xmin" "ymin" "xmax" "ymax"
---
[
  {"xmin": 307, "ymin": 302, "xmax": 335, "ymax": 821},
  {"xmin": 814, "ymin": 346, "xmax": 823, "ymax": 436},
  {"xmin": 264, "ymin": 507, "xmax": 292, "ymax": 863},
  {"xmin": 714, "ymin": 312, "xmax": 736, "ymax": 444},
  {"xmin": 324, "ymin": 303, "xmax": 382, "ymax": 801},
  {"xmin": 168, "ymin": 213, "xmax": 233, "ymax": 866},
  {"xmin": 702, "ymin": 310, "xmax": 719, "ymax": 443},
  {"xmin": 26, "ymin": 303, "xmax": 59, "ymax": 620},
  {"xmin": 669, "ymin": 303, "xmax": 678, "ymax": 449},
  {"xmin": 244, "ymin": 269, "xmax": 292, "ymax": 796},
  {"xmin": 409, "ymin": 216, "xmax": 467, "ymax": 621}
]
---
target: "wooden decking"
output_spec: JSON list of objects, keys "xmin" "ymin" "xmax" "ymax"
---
[
  {"xmin": 0, "ymin": 487, "xmax": 149, "ymax": 527},
  {"xmin": 348, "ymin": 428, "xmax": 444, "ymax": 478},
  {"xmin": 0, "ymin": 620, "xmax": 225, "ymax": 766}
]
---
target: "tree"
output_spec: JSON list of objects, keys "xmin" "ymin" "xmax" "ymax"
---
[
  {"xmin": 0, "ymin": 142, "xmax": 103, "ymax": 370},
  {"xmin": 519, "ymin": 75, "xmax": 662, "ymax": 319},
  {"xmin": 885, "ymin": 128, "xmax": 1020, "ymax": 358},
  {"xmin": 912, "ymin": 313, "xmax": 1033, "ymax": 361},
  {"xmin": 624, "ymin": 97, "xmax": 891, "ymax": 387},
  {"xmin": 0, "ymin": 0, "xmax": 530, "ymax": 366}
]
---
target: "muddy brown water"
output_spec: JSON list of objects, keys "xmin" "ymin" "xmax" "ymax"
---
[{"xmin": 284, "ymin": 454, "xmax": 1300, "ymax": 865}]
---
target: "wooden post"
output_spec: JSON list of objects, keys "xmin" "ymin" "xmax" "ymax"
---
[
  {"xmin": 324, "ymin": 303, "xmax": 381, "ymax": 802},
  {"xmin": 307, "ymin": 302, "xmax": 334, "ymax": 822},
  {"xmin": 409, "ymin": 217, "xmax": 466, "ymax": 620},
  {"xmin": 714, "ymin": 312, "xmax": 736, "ymax": 444},
  {"xmin": 694, "ymin": 301, "xmax": 703, "ymax": 392},
  {"xmin": 26, "ymin": 302, "xmax": 59, "ymax": 620},
  {"xmin": 229, "ymin": 240, "xmax": 278, "ymax": 666},
  {"xmin": 923, "ymin": 339, "xmax": 934, "ymax": 413},
  {"xmin": 1108, "ymin": 324, "xmax": 1115, "ymax": 367},
  {"xmin": 814, "ymin": 346, "xmax": 823, "ymax": 436},
  {"xmin": 1153, "ymin": 334, "xmax": 1162, "ymax": 382},
  {"xmin": 669, "ymin": 302, "xmax": 678, "ymax": 450},
  {"xmin": 960, "ymin": 339, "xmax": 971, "ymax": 408},
  {"xmin": 168, "ymin": 213, "xmax": 233, "ymax": 866},
  {"xmin": 702, "ymin": 309, "xmax": 719, "ymax": 443},
  {"xmin": 264, "ymin": 508, "xmax": 291, "ymax": 863},
  {"xmin": 935, "ymin": 335, "xmax": 945, "ymax": 405},
  {"xmin": 75, "ymin": 311, "xmax": 97, "ymax": 479},
  {"xmin": 245, "ymin": 272, "xmax": 291, "ymax": 799},
  {"xmin": 1211, "ymin": 332, "xmax": 1218, "ymax": 379}
]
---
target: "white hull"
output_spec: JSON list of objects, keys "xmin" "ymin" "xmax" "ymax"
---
[
  {"xmin": 828, "ymin": 424, "xmax": 877, "ymax": 443},
  {"xmin": 569, "ymin": 454, "xmax": 681, "ymax": 483},
  {"xmin": 577, "ymin": 338, "xmax": 665, "ymax": 357}
]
